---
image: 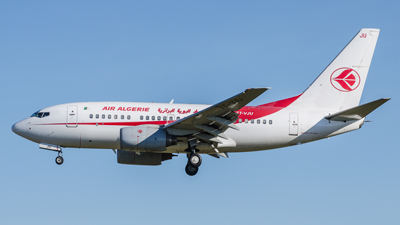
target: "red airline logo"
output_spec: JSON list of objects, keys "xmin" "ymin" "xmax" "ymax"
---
[{"xmin": 330, "ymin": 67, "xmax": 361, "ymax": 92}]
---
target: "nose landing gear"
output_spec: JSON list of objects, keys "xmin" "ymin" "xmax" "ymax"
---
[
  {"xmin": 38, "ymin": 144, "xmax": 64, "ymax": 165},
  {"xmin": 55, "ymin": 156, "xmax": 64, "ymax": 165},
  {"xmin": 55, "ymin": 151, "xmax": 64, "ymax": 165}
]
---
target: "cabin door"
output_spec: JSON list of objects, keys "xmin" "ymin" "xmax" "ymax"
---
[{"xmin": 67, "ymin": 105, "xmax": 78, "ymax": 127}]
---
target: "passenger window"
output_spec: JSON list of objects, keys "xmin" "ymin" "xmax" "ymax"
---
[
  {"xmin": 127, "ymin": 115, "xmax": 131, "ymax": 120},
  {"xmin": 177, "ymin": 117, "xmax": 180, "ymax": 120},
  {"xmin": 146, "ymin": 116, "xmax": 149, "ymax": 120},
  {"xmin": 157, "ymin": 116, "xmax": 161, "ymax": 121},
  {"xmin": 108, "ymin": 115, "xmax": 111, "ymax": 119},
  {"xmin": 89, "ymin": 114, "xmax": 93, "ymax": 119},
  {"xmin": 140, "ymin": 116, "xmax": 143, "ymax": 120},
  {"xmin": 239, "ymin": 119, "xmax": 242, "ymax": 123},
  {"xmin": 269, "ymin": 120, "xmax": 273, "ymax": 125},
  {"xmin": 245, "ymin": 119, "xmax": 248, "ymax": 123},
  {"xmin": 152, "ymin": 116, "xmax": 155, "ymax": 120},
  {"xmin": 114, "ymin": 115, "xmax": 118, "ymax": 119},
  {"xmin": 163, "ymin": 116, "xmax": 167, "ymax": 121},
  {"xmin": 96, "ymin": 114, "xmax": 99, "ymax": 119},
  {"xmin": 251, "ymin": 119, "xmax": 254, "ymax": 124},
  {"xmin": 169, "ymin": 116, "xmax": 173, "ymax": 121},
  {"xmin": 121, "ymin": 115, "xmax": 124, "ymax": 120},
  {"xmin": 263, "ymin": 119, "xmax": 267, "ymax": 124},
  {"xmin": 102, "ymin": 114, "xmax": 105, "ymax": 119}
]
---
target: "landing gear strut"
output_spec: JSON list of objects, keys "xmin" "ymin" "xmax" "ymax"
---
[
  {"xmin": 185, "ymin": 139, "xmax": 202, "ymax": 176},
  {"xmin": 55, "ymin": 151, "xmax": 64, "ymax": 165}
]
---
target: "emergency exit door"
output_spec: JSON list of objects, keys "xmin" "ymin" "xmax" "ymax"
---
[
  {"xmin": 289, "ymin": 113, "xmax": 298, "ymax": 136},
  {"xmin": 67, "ymin": 105, "xmax": 78, "ymax": 127}
]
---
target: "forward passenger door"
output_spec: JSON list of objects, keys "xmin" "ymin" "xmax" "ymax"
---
[{"xmin": 67, "ymin": 105, "xmax": 78, "ymax": 127}]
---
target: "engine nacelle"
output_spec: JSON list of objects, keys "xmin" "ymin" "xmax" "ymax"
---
[
  {"xmin": 120, "ymin": 125, "xmax": 177, "ymax": 151},
  {"xmin": 117, "ymin": 150, "xmax": 174, "ymax": 165}
]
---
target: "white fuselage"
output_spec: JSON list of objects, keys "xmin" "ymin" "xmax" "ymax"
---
[{"xmin": 12, "ymin": 101, "xmax": 364, "ymax": 154}]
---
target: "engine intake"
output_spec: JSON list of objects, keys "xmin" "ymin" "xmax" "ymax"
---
[{"xmin": 120, "ymin": 125, "xmax": 177, "ymax": 151}]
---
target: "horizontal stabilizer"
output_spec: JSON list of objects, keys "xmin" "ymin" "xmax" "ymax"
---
[{"xmin": 325, "ymin": 98, "xmax": 390, "ymax": 121}]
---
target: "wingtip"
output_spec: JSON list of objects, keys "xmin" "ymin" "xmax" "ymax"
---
[{"xmin": 246, "ymin": 87, "xmax": 271, "ymax": 91}]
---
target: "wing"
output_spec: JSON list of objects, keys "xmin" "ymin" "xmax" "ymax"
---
[{"xmin": 164, "ymin": 88, "xmax": 269, "ymax": 146}]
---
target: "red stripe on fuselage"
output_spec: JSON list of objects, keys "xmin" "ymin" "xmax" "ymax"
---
[
  {"xmin": 36, "ymin": 94, "xmax": 301, "ymax": 126},
  {"xmin": 236, "ymin": 94, "xmax": 301, "ymax": 120},
  {"xmin": 36, "ymin": 121, "xmax": 170, "ymax": 126}
]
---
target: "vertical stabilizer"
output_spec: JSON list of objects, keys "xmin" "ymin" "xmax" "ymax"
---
[{"xmin": 292, "ymin": 29, "xmax": 380, "ymax": 111}]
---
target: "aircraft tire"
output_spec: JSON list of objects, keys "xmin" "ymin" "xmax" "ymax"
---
[
  {"xmin": 188, "ymin": 153, "xmax": 202, "ymax": 168},
  {"xmin": 185, "ymin": 164, "xmax": 198, "ymax": 176},
  {"xmin": 55, "ymin": 156, "xmax": 64, "ymax": 165}
]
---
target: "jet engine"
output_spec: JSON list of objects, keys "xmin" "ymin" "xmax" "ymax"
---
[{"xmin": 120, "ymin": 125, "xmax": 177, "ymax": 151}]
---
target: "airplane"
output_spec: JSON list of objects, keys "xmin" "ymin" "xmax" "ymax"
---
[{"xmin": 12, "ymin": 28, "xmax": 390, "ymax": 176}]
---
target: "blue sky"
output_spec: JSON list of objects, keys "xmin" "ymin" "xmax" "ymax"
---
[{"xmin": 1, "ymin": 1, "xmax": 399, "ymax": 224}]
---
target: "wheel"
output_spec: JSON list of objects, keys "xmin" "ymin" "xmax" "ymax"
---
[
  {"xmin": 185, "ymin": 164, "xmax": 199, "ymax": 176},
  {"xmin": 188, "ymin": 153, "xmax": 202, "ymax": 167},
  {"xmin": 55, "ymin": 156, "xmax": 64, "ymax": 165}
]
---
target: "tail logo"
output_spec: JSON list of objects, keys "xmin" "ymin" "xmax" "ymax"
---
[{"xmin": 330, "ymin": 67, "xmax": 360, "ymax": 92}]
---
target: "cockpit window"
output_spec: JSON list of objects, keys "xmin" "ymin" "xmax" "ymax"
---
[
  {"xmin": 30, "ymin": 111, "xmax": 50, "ymax": 118},
  {"xmin": 30, "ymin": 111, "xmax": 39, "ymax": 117}
]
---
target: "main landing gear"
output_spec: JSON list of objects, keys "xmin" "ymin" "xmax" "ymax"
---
[
  {"xmin": 185, "ymin": 140, "xmax": 202, "ymax": 176},
  {"xmin": 55, "ymin": 150, "xmax": 64, "ymax": 165},
  {"xmin": 185, "ymin": 163, "xmax": 198, "ymax": 176},
  {"xmin": 185, "ymin": 153, "xmax": 202, "ymax": 176}
]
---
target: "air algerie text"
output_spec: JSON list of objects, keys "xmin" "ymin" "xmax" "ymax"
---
[{"xmin": 102, "ymin": 106, "xmax": 150, "ymax": 112}]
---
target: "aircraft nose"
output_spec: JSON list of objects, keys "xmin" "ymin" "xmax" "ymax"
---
[{"xmin": 12, "ymin": 121, "xmax": 25, "ymax": 136}]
